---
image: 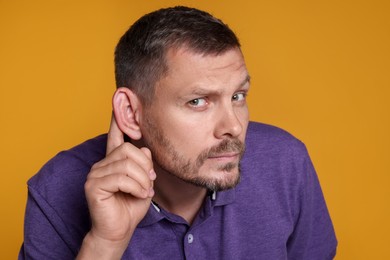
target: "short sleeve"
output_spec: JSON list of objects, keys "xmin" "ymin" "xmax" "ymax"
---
[
  {"xmin": 286, "ymin": 146, "xmax": 337, "ymax": 259},
  {"xmin": 19, "ymin": 187, "xmax": 76, "ymax": 260}
]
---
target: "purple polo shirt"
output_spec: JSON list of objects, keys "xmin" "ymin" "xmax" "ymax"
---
[{"xmin": 19, "ymin": 122, "xmax": 337, "ymax": 259}]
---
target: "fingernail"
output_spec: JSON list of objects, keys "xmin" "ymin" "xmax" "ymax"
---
[
  {"xmin": 148, "ymin": 187, "xmax": 155, "ymax": 197},
  {"xmin": 149, "ymin": 169, "xmax": 156, "ymax": 180}
]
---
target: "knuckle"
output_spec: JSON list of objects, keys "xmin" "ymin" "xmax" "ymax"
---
[
  {"xmin": 121, "ymin": 142, "xmax": 133, "ymax": 151},
  {"xmin": 116, "ymin": 173, "xmax": 127, "ymax": 187},
  {"xmin": 122, "ymin": 159, "xmax": 133, "ymax": 174},
  {"xmin": 84, "ymin": 179, "xmax": 95, "ymax": 193},
  {"xmin": 87, "ymin": 165, "xmax": 100, "ymax": 179},
  {"xmin": 90, "ymin": 162, "xmax": 100, "ymax": 171}
]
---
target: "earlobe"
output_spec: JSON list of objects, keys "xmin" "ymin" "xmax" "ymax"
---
[{"xmin": 112, "ymin": 87, "xmax": 143, "ymax": 140}]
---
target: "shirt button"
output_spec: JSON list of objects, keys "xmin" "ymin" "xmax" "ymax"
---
[{"xmin": 188, "ymin": 234, "xmax": 194, "ymax": 244}]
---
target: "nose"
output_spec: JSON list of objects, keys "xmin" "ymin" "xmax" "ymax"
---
[{"xmin": 214, "ymin": 105, "xmax": 244, "ymax": 139}]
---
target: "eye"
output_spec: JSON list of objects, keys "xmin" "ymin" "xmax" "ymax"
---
[
  {"xmin": 188, "ymin": 98, "xmax": 207, "ymax": 107},
  {"xmin": 232, "ymin": 92, "xmax": 247, "ymax": 102}
]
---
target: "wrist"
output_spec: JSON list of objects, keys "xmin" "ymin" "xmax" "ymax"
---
[{"xmin": 77, "ymin": 231, "xmax": 130, "ymax": 260}]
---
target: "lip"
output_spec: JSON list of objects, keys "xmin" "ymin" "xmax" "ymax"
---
[{"xmin": 208, "ymin": 153, "xmax": 239, "ymax": 162}]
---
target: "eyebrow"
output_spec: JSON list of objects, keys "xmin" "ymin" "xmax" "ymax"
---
[
  {"xmin": 190, "ymin": 74, "xmax": 251, "ymax": 96},
  {"xmin": 241, "ymin": 74, "xmax": 251, "ymax": 88}
]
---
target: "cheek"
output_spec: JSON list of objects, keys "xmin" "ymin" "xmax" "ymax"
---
[
  {"xmin": 237, "ymin": 105, "xmax": 250, "ymax": 125},
  {"xmin": 160, "ymin": 108, "xmax": 213, "ymax": 139},
  {"xmin": 170, "ymin": 126, "xmax": 208, "ymax": 153},
  {"xmin": 163, "ymin": 121, "xmax": 211, "ymax": 159},
  {"xmin": 237, "ymin": 108, "xmax": 250, "ymax": 142}
]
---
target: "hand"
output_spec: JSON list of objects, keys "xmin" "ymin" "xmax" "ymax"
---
[{"xmin": 77, "ymin": 117, "xmax": 155, "ymax": 259}]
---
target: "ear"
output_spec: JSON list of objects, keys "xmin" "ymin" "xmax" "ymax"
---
[{"xmin": 112, "ymin": 87, "xmax": 143, "ymax": 140}]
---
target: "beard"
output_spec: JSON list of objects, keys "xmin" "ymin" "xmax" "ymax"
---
[{"xmin": 142, "ymin": 116, "xmax": 245, "ymax": 191}]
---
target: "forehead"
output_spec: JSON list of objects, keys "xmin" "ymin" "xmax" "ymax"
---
[{"xmin": 156, "ymin": 47, "xmax": 248, "ymax": 95}]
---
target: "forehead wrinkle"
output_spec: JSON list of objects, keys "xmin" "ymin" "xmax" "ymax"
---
[
  {"xmin": 188, "ymin": 72, "xmax": 250, "ymax": 95},
  {"xmin": 159, "ymin": 48, "xmax": 249, "ymax": 100},
  {"xmin": 172, "ymin": 81, "xmax": 250, "ymax": 109},
  {"xmin": 190, "ymin": 86, "xmax": 222, "ymax": 95}
]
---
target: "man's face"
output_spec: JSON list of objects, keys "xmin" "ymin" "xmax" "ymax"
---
[{"xmin": 140, "ymin": 47, "xmax": 250, "ymax": 191}]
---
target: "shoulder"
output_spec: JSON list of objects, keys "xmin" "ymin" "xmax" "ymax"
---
[
  {"xmin": 28, "ymin": 134, "xmax": 107, "ymax": 195},
  {"xmin": 240, "ymin": 122, "xmax": 313, "ymax": 196},
  {"xmin": 244, "ymin": 121, "xmax": 308, "ymax": 158},
  {"xmin": 239, "ymin": 122, "xmax": 315, "ymax": 215}
]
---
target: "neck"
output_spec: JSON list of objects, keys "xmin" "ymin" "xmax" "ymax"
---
[{"xmin": 153, "ymin": 165, "xmax": 207, "ymax": 225}]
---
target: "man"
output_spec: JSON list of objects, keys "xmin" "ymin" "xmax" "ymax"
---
[{"xmin": 20, "ymin": 6, "xmax": 337, "ymax": 259}]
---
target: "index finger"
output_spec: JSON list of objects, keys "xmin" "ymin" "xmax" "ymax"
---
[{"xmin": 106, "ymin": 115, "xmax": 124, "ymax": 155}]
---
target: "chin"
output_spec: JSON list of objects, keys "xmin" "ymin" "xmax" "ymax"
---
[
  {"xmin": 206, "ymin": 174, "xmax": 241, "ymax": 191},
  {"xmin": 188, "ymin": 165, "xmax": 241, "ymax": 191}
]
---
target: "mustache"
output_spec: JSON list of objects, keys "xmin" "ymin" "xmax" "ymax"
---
[{"xmin": 196, "ymin": 138, "xmax": 245, "ymax": 166}]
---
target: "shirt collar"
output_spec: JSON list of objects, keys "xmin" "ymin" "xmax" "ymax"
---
[
  {"xmin": 137, "ymin": 202, "xmax": 165, "ymax": 227},
  {"xmin": 212, "ymin": 187, "xmax": 236, "ymax": 207},
  {"xmin": 137, "ymin": 188, "xmax": 236, "ymax": 228}
]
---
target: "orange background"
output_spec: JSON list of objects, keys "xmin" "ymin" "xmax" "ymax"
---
[{"xmin": 1, "ymin": 0, "xmax": 389, "ymax": 259}]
